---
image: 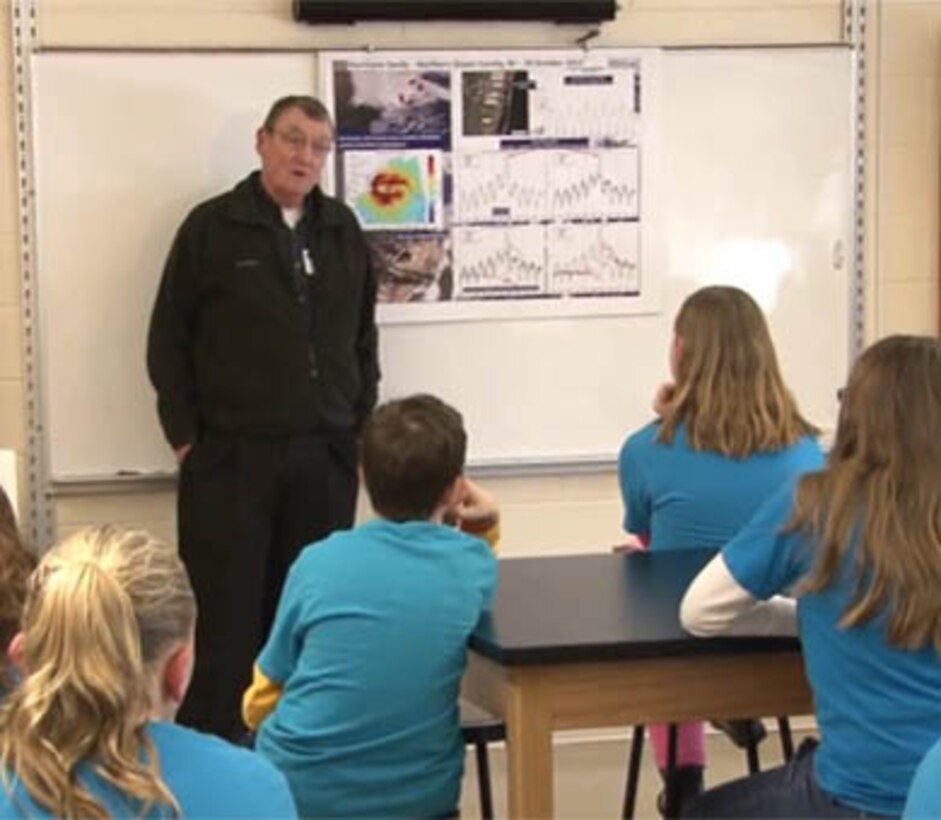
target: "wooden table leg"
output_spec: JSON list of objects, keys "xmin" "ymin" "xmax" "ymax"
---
[{"xmin": 505, "ymin": 669, "xmax": 554, "ymax": 818}]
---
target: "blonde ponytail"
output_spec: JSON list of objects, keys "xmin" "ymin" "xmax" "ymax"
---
[{"xmin": 0, "ymin": 526, "xmax": 196, "ymax": 818}]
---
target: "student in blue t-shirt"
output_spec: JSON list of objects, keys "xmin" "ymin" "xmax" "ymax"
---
[
  {"xmin": 617, "ymin": 286, "xmax": 823, "ymax": 811},
  {"xmin": 0, "ymin": 526, "xmax": 296, "ymax": 818},
  {"xmin": 904, "ymin": 736, "xmax": 941, "ymax": 819},
  {"xmin": 681, "ymin": 335, "xmax": 941, "ymax": 819},
  {"xmin": 243, "ymin": 393, "xmax": 499, "ymax": 819}
]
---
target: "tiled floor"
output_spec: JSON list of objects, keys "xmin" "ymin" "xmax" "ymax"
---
[{"xmin": 459, "ymin": 726, "xmax": 811, "ymax": 818}]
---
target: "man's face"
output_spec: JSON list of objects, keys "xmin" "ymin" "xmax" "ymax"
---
[{"xmin": 256, "ymin": 106, "xmax": 334, "ymax": 208}]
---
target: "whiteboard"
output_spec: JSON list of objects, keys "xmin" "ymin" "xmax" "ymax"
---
[{"xmin": 31, "ymin": 48, "xmax": 854, "ymax": 479}]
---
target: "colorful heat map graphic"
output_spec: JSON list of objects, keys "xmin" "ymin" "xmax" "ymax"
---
[{"xmin": 344, "ymin": 150, "xmax": 443, "ymax": 231}]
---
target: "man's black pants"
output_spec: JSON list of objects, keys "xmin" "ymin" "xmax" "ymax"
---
[{"xmin": 175, "ymin": 430, "xmax": 358, "ymax": 740}]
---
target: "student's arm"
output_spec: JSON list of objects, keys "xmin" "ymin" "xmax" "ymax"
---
[
  {"xmin": 243, "ymin": 664, "xmax": 283, "ymax": 731},
  {"xmin": 682, "ymin": 482, "xmax": 809, "ymax": 638},
  {"xmin": 680, "ymin": 553, "xmax": 797, "ymax": 637},
  {"xmin": 618, "ymin": 438, "xmax": 652, "ymax": 540},
  {"xmin": 241, "ymin": 558, "xmax": 310, "ymax": 731}
]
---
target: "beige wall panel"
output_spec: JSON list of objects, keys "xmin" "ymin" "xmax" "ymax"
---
[
  {"xmin": 49, "ymin": 485, "xmax": 626, "ymax": 556},
  {"xmin": 0, "ymin": 379, "xmax": 26, "ymax": 451},
  {"xmin": 0, "ymin": 2, "xmax": 10, "ymax": 77},
  {"xmin": 54, "ymin": 488, "xmax": 176, "ymax": 525},
  {"xmin": 499, "ymin": 498, "xmax": 625, "ymax": 556},
  {"xmin": 54, "ymin": 489, "xmax": 176, "ymax": 546},
  {"xmin": 38, "ymin": 0, "xmax": 840, "ymax": 49},
  {"xmin": 0, "ymin": 133, "xmax": 17, "ymax": 236},
  {"xmin": 881, "ymin": 74, "xmax": 939, "ymax": 153},
  {"xmin": 0, "ymin": 235, "xmax": 20, "ymax": 305},
  {"xmin": 881, "ymin": 3, "xmax": 941, "ymax": 77},
  {"xmin": 39, "ymin": 3, "xmax": 590, "ymax": 50},
  {"xmin": 879, "ymin": 212, "xmax": 939, "ymax": 283},
  {"xmin": 881, "ymin": 278, "xmax": 940, "ymax": 335},
  {"xmin": 629, "ymin": 0, "xmax": 836, "ymax": 6},
  {"xmin": 0, "ymin": 305, "xmax": 22, "ymax": 380},
  {"xmin": 881, "ymin": 140, "xmax": 939, "ymax": 222},
  {"xmin": 597, "ymin": 8, "xmax": 841, "ymax": 45}
]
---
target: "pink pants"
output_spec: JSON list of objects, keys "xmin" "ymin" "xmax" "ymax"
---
[{"xmin": 649, "ymin": 721, "xmax": 705, "ymax": 769}]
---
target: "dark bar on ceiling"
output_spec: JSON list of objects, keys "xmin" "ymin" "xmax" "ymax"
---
[{"xmin": 293, "ymin": 0, "xmax": 617, "ymax": 24}]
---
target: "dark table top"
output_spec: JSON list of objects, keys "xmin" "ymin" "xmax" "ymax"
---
[{"xmin": 469, "ymin": 549, "xmax": 800, "ymax": 665}]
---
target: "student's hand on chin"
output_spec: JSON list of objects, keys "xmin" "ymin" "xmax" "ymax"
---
[
  {"xmin": 453, "ymin": 478, "xmax": 499, "ymax": 530},
  {"xmin": 652, "ymin": 382, "xmax": 676, "ymax": 417}
]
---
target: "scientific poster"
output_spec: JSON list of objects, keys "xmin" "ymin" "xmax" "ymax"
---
[{"xmin": 321, "ymin": 49, "xmax": 661, "ymax": 322}]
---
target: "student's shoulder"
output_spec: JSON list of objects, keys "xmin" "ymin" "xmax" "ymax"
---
[
  {"xmin": 150, "ymin": 723, "xmax": 295, "ymax": 814},
  {"xmin": 622, "ymin": 419, "xmax": 662, "ymax": 453},
  {"xmin": 150, "ymin": 721, "xmax": 265, "ymax": 771},
  {"xmin": 284, "ymin": 527, "xmax": 380, "ymax": 589},
  {"xmin": 621, "ymin": 419, "xmax": 675, "ymax": 467},
  {"xmin": 792, "ymin": 433, "xmax": 826, "ymax": 464}
]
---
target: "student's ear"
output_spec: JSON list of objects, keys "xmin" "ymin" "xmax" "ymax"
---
[
  {"xmin": 163, "ymin": 641, "xmax": 195, "ymax": 707},
  {"xmin": 445, "ymin": 474, "xmax": 467, "ymax": 508},
  {"xmin": 6, "ymin": 632, "xmax": 24, "ymax": 673},
  {"xmin": 438, "ymin": 474, "xmax": 467, "ymax": 524}
]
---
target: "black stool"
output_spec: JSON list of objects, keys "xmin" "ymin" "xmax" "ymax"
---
[
  {"xmin": 621, "ymin": 717, "xmax": 795, "ymax": 819},
  {"xmin": 460, "ymin": 699, "xmax": 506, "ymax": 820}
]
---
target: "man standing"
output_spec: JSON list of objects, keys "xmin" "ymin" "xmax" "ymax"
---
[{"xmin": 147, "ymin": 96, "xmax": 379, "ymax": 740}]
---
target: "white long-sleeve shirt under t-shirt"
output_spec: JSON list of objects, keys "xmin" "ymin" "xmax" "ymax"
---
[{"xmin": 680, "ymin": 553, "xmax": 797, "ymax": 638}]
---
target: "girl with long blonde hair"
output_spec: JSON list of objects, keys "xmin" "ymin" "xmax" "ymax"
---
[
  {"xmin": 0, "ymin": 526, "xmax": 296, "ymax": 818},
  {"xmin": 682, "ymin": 335, "xmax": 941, "ymax": 818},
  {"xmin": 618, "ymin": 286, "xmax": 824, "ymax": 813}
]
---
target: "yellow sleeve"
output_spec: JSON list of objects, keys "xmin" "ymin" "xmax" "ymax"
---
[
  {"xmin": 461, "ymin": 519, "xmax": 501, "ymax": 554},
  {"xmin": 242, "ymin": 663, "xmax": 283, "ymax": 731}
]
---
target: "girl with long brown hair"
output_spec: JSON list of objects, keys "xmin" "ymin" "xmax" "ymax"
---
[
  {"xmin": 0, "ymin": 486, "xmax": 34, "ymax": 692},
  {"xmin": 682, "ymin": 335, "xmax": 941, "ymax": 818},
  {"xmin": 0, "ymin": 526, "xmax": 296, "ymax": 818},
  {"xmin": 618, "ymin": 286, "xmax": 824, "ymax": 811}
]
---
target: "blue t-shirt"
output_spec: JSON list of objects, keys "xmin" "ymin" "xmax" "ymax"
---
[
  {"xmin": 0, "ymin": 721, "xmax": 296, "ymax": 818},
  {"xmin": 724, "ymin": 483, "xmax": 941, "ymax": 817},
  {"xmin": 904, "ymin": 736, "xmax": 941, "ymax": 819},
  {"xmin": 618, "ymin": 420, "xmax": 823, "ymax": 550},
  {"xmin": 255, "ymin": 519, "xmax": 498, "ymax": 819}
]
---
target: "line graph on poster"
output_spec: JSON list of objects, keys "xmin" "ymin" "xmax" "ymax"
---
[
  {"xmin": 453, "ymin": 149, "xmax": 548, "ymax": 223},
  {"xmin": 548, "ymin": 222, "xmax": 639, "ymax": 295},
  {"xmin": 526, "ymin": 66, "xmax": 641, "ymax": 141},
  {"xmin": 550, "ymin": 148, "xmax": 638, "ymax": 220},
  {"xmin": 453, "ymin": 225, "xmax": 546, "ymax": 298},
  {"xmin": 453, "ymin": 146, "xmax": 639, "ymax": 224}
]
